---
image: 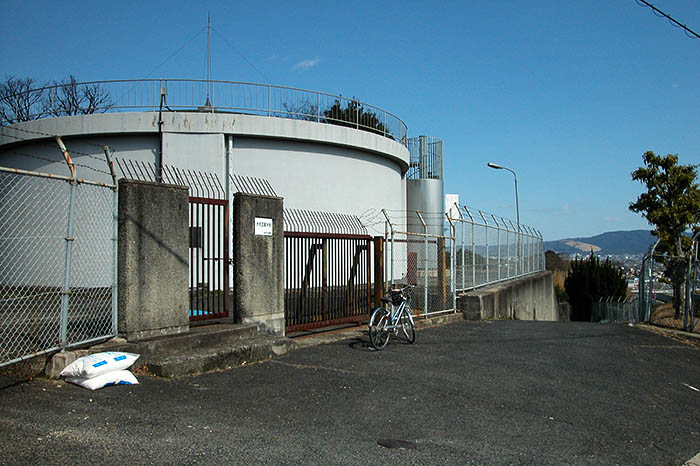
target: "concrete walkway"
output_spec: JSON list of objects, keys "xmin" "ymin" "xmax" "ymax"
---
[{"xmin": 1, "ymin": 321, "xmax": 699, "ymax": 465}]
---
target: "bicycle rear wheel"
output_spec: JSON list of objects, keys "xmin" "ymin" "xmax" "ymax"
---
[
  {"xmin": 368, "ymin": 307, "xmax": 390, "ymax": 350},
  {"xmin": 399, "ymin": 309, "xmax": 415, "ymax": 343}
]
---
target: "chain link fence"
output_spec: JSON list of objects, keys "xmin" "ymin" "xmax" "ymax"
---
[
  {"xmin": 383, "ymin": 211, "xmax": 456, "ymax": 318},
  {"xmin": 382, "ymin": 207, "xmax": 545, "ymax": 317},
  {"xmin": 638, "ymin": 236, "xmax": 699, "ymax": 331},
  {"xmin": 591, "ymin": 297, "xmax": 640, "ymax": 323},
  {"xmin": 450, "ymin": 205, "xmax": 544, "ymax": 292},
  {"xmin": 0, "ymin": 162, "xmax": 117, "ymax": 367}
]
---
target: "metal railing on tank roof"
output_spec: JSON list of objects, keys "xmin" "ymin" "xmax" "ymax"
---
[{"xmin": 0, "ymin": 79, "xmax": 408, "ymax": 146}]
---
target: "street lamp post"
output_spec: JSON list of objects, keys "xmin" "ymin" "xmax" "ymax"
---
[
  {"xmin": 488, "ymin": 162, "xmax": 521, "ymax": 274},
  {"xmin": 487, "ymin": 163, "xmax": 519, "ymax": 226}
]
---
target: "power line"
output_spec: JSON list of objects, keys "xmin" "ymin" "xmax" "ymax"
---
[
  {"xmin": 212, "ymin": 28, "xmax": 271, "ymax": 83},
  {"xmin": 635, "ymin": 0, "xmax": 700, "ymax": 40},
  {"xmin": 141, "ymin": 26, "xmax": 208, "ymax": 80}
]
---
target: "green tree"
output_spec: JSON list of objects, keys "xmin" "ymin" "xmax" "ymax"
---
[
  {"xmin": 629, "ymin": 152, "xmax": 700, "ymax": 318},
  {"xmin": 564, "ymin": 253, "xmax": 627, "ymax": 321},
  {"xmin": 323, "ymin": 98, "xmax": 393, "ymax": 140}
]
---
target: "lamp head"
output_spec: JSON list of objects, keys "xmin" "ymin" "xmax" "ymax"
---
[{"xmin": 487, "ymin": 162, "xmax": 503, "ymax": 170}]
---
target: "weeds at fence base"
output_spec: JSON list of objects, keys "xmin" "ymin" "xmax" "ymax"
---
[
  {"xmin": 651, "ymin": 303, "xmax": 699, "ymax": 334},
  {"xmin": 0, "ymin": 357, "xmax": 44, "ymax": 386}
]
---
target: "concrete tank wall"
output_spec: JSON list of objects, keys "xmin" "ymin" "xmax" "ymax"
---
[
  {"xmin": 406, "ymin": 178, "xmax": 444, "ymax": 235},
  {"xmin": 0, "ymin": 112, "xmax": 409, "ymax": 229}
]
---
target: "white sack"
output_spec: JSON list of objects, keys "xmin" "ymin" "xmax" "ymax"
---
[
  {"xmin": 66, "ymin": 370, "xmax": 139, "ymax": 391},
  {"xmin": 60, "ymin": 352, "xmax": 140, "ymax": 379}
]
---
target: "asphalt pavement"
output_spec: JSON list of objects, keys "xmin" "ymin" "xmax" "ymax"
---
[{"xmin": 1, "ymin": 320, "xmax": 699, "ymax": 465}]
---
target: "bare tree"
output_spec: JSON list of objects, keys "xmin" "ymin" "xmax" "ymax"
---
[
  {"xmin": 0, "ymin": 76, "xmax": 46, "ymax": 125},
  {"xmin": 281, "ymin": 100, "xmax": 322, "ymax": 121},
  {"xmin": 45, "ymin": 75, "xmax": 111, "ymax": 116},
  {"xmin": 82, "ymin": 82, "xmax": 111, "ymax": 114}
]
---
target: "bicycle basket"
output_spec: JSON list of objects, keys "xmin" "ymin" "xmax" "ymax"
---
[{"xmin": 389, "ymin": 292, "xmax": 403, "ymax": 306}]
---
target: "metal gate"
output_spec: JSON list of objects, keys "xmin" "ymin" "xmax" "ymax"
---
[
  {"xmin": 115, "ymin": 159, "xmax": 231, "ymax": 324},
  {"xmin": 283, "ymin": 211, "xmax": 373, "ymax": 333},
  {"xmin": 189, "ymin": 196, "xmax": 229, "ymax": 322}
]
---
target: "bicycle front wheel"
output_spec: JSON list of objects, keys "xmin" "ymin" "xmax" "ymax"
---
[
  {"xmin": 368, "ymin": 307, "xmax": 391, "ymax": 350},
  {"xmin": 399, "ymin": 309, "xmax": 415, "ymax": 344}
]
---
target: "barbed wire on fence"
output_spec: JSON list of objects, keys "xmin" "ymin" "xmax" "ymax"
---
[
  {"xmin": 0, "ymin": 126, "xmax": 121, "ymax": 181},
  {"xmin": 1, "ymin": 125, "xmax": 123, "ymax": 161},
  {"xmin": 381, "ymin": 207, "xmax": 545, "ymax": 296},
  {"xmin": 283, "ymin": 209, "xmax": 368, "ymax": 235}
]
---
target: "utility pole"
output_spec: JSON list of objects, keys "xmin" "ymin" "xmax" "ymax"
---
[{"xmin": 205, "ymin": 12, "xmax": 213, "ymax": 108}]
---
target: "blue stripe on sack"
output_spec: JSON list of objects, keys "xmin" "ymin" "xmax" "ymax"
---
[
  {"xmin": 113, "ymin": 355, "xmax": 126, "ymax": 362},
  {"xmin": 92, "ymin": 360, "xmax": 108, "ymax": 368},
  {"xmin": 105, "ymin": 382, "xmax": 116, "ymax": 387},
  {"xmin": 117, "ymin": 381, "xmax": 133, "ymax": 385}
]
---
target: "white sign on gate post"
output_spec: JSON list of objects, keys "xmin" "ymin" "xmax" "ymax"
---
[{"xmin": 254, "ymin": 217, "xmax": 273, "ymax": 236}]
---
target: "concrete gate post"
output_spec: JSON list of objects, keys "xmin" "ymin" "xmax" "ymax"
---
[
  {"xmin": 232, "ymin": 193, "xmax": 285, "ymax": 336},
  {"xmin": 117, "ymin": 179, "xmax": 189, "ymax": 341}
]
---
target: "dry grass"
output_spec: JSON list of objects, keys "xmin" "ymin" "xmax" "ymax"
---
[
  {"xmin": 650, "ymin": 303, "xmax": 699, "ymax": 334},
  {"xmin": 552, "ymin": 270, "xmax": 567, "ymax": 292}
]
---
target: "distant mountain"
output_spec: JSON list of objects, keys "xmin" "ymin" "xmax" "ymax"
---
[{"xmin": 544, "ymin": 230, "xmax": 655, "ymax": 256}]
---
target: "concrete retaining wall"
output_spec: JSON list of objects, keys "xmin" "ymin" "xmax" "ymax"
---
[{"xmin": 458, "ymin": 271, "xmax": 558, "ymax": 321}]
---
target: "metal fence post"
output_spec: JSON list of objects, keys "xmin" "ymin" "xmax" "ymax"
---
[
  {"xmin": 503, "ymin": 218, "xmax": 510, "ymax": 279},
  {"xmin": 56, "ymin": 137, "xmax": 77, "ymax": 350},
  {"xmin": 454, "ymin": 203, "xmax": 465, "ymax": 291},
  {"xmin": 103, "ymin": 146, "xmax": 119, "ymax": 336},
  {"xmin": 646, "ymin": 239, "xmax": 660, "ymax": 322},
  {"xmin": 508, "ymin": 220, "xmax": 517, "ymax": 277},
  {"xmin": 684, "ymin": 232, "xmax": 699, "ymax": 331},
  {"xmin": 480, "ymin": 211, "xmax": 489, "ymax": 285},
  {"xmin": 538, "ymin": 230, "xmax": 544, "ymax": 271},
  {"xmin": 492, "ymin": 215, "xmax": 501, "ymax": 282},
  {"xmin": 446, "ymin": 213, "xmax": 457, "ymax": 312},
  {"xmin": 638, "ymin": 255, "xmax": 646, "ymax": 322},
  {"xmin": 355, "ymin": 99, "xmax": 359, "ymax": 129},
  {"xmin": 691, "ymin": 240, "xmax": 698, "ymax": 331},
  {"xmin": 373, "ymin": 236, "xmax": 384, "ymax": 307},
  {"xmin": 527, "ymin": 227, "xmax": 533, "ymax": 274},
  {"xmin": 465, "ymin": 208, "xmax": 475, "ymax": 289},
  {"xmin": 517, "ymin": 223, "xmax": 522, "ymax": 277},
  {"xmin": 382, "ymin": 210, "xmax": 393, "ymax": 289},
  {"xmin": 417, "ymin": 211, "xmax": 428, "ymax": 316},
  {"xmin": 317, "ymin": 93, "xmax": 321, "ymax": 122}
]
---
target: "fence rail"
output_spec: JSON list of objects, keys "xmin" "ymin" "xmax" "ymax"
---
[
  {"xmin": 0, "ymin": 145, "xmax": 117, "ymax": 367},
  {"xmin": 0, "ymin": 79, "xmax": 408, "ymax": 146}
]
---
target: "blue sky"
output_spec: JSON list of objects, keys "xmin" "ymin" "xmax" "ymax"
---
[{"xmin": 2, "ymin": 0, "xmax": 699, "ymax": 240}]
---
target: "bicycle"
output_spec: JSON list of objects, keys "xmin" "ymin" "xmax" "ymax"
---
[{"xmin": 368, "ymin": 284, "xmax": 416, "ymax": 350}]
